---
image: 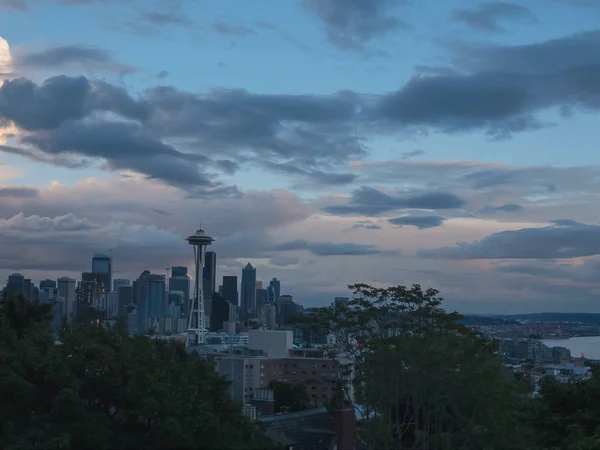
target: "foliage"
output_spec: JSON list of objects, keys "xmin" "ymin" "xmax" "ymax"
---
[
  {"xmin": 304, "ymin": 283, "xmax": 531, "ymax": 450},
  {"xmin": 268, "ymin": 380, "xmax": 311, "ymax": 413},
  {"xmin": 527, "ymin": 368, "xmax": 600, "ymax": 450},
  {"xmin": 0, "ymin": 292, "xmax": 274, "ymax": 450}
]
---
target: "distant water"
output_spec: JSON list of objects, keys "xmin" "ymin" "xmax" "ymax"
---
[{"xmin": 542, "ymin": 336, "xmax": 600, "ymax": 360}]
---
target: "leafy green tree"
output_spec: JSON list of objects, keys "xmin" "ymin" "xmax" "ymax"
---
[
  {"xmin": 268, "ymin": 380, "xmax": 311, "ymax": 413},
  {"xmin": 304, "ymin": 283, "xmax": 531, "ymax": 450},
  {"xmin": 527, "ymin": 368, "xmax": 600, "ymax": 450},
  {"xmin": 0, "ymin": 292, "xmax": 274, "ymax": 450}
]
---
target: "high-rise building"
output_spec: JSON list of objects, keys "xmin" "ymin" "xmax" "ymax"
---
[
  {"xmin": 92, "ymin": 253, "xmax": 112, "ymax": 293},
  {"xmin": 113, "ymin": 278, "xmax": 130, "ymax": 293},
  {"xmin": 203, "ymin": 251, "xmax": 217, "ymax": 295},
  {"xmin": 222, "ymin": 276, "xmax": 238, "ymax": 306},
  {"xmin": 39, "ymin": 279, "xmax": 57, "ymax": 304},
  {"xmin": 40, "ymin": 279, "xmax": 56, "ymax": 291},
  {"xmin": 106, "ymin": 292, "xmax": 119, "ymax": 319},
  {"xmin": 260, "ymin": 303, "xmax": 277, "ymax": 330},
  {"xmin": 241, "ymin": 263, "xmax": 256, "ymax": 318},
  {"xmin": 256, "ymin": 288, "xmax": 266, "ymax": 314},
  {"xmin": 78, "ymin": 272, "xmax": 108, "ymax": 317},
  {"xmin": 267, "ymin": 278, "xmax": 281, "ymax": 303},
  {"xmin": 169, "ymin": 267, "xmax": 190, "ymax": 318},
  {"xmin": 133, "ymin": 271, "xmax": 166, "ymax": 335},
  {"xmin": 172, "ymin": 266, "xmax": 187, "ymax": 277},
  {"xmin": 6, "ymin": 273, "xmax": 24, "ymax": 296},
  {"xmin": 57, "ymin": 277, "xmax": 76, "ymax": 322},
  {"xmin": 210, "ymin": 293, "xmax": 230, "ymax": 331},
  {"xmin": 168, "ymin": 291, "xmax": 184, "ymax": 318},
  {"xmin": 117, "ymin": 285, "xmax": 133, "ymax": 323},
  {"xmin": 23, "ymin": 279, "xmax": 34, "ymax": 301},
  {"xmin": 256, "ymin": 280, "xmax": 263, "ymax": 290}
]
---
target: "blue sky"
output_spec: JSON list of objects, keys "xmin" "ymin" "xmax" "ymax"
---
[{"xmin": 1, "ymin": 0, "xmax": 600, "ymax": 313}]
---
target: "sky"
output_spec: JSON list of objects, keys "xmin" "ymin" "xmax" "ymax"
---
[{"xmin": 1, "ymin": 0, "xmax": 600, "ymax": 314}]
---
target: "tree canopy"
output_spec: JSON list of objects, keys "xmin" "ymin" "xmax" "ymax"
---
[
  {"xmin": 0, "ymin": 292, "xmax": 273, "ymax": 450},
  {"xmin": 304, "ymin": 283, "xmax": 533, "ymax": 450}
]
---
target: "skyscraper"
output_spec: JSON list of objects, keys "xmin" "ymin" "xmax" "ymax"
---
[
  {"xmin": 133, "ymin": 271, "xmax": 166, "ymax": 335},
  {"xmin": 241, "ymin": 262, "xmax": 256, "ymax": 318},
  {"xmin": 169, "ymin": 267, "xmax": 190, "ymax": 318},
  {"xmin": 79, "ymin": 272, "xmax": 108, "ymax": 316},
  {"xmin": 203, "ymin": 251, "xmax": 216, "ymax": 318},
  {"xmin": 6, "ymin": 273, "xmax": 24, "ymax": 296},
  {"xmin": 113, "ymin": 278, "xmax": 130, "ymax": 293},
  {"xmin": 256, "ymin": 288, "xmax": 266, "ymax": 314},
  {"xmin": 57, "ymin": 277, "xmax": 76, "ymax": 322},
  {"xmin": 222, "ymin": 276, "xmax": 238, "ymax": 306},
  {"xmin": 268, "ymin": 278, "xmax": 281, "ymax": 303},
  {"xmin": 92, "ymin": 253, "xmax": 112, "ymax": 293},
  {"xmin": 203, "ymin": 251, "xmax": 216, "ymax": 295}
]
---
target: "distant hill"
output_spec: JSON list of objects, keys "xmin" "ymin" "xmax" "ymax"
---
[{"xmin": 467, "ymin": 313, "xmax": 600, "ymax": 325}]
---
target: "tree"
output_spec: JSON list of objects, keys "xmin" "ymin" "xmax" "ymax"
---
[
  {"xmin": 268, "ymin": 380, "xmax": 311, "ymax": 413},
  {"xmin": 303, "ymin": 283, "xmax": 531, "ymax": 450},
  {"xmin": 0, "ymin": 292, "xmax": 274, "ymax": 449},
  {"xmin": 527, "ymin": 368, "xmax": 600, "ymax": 450}
]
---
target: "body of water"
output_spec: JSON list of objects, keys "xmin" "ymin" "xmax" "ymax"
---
[{"xmin": 542, "ymin": 336, "xmax": 600, "ymax": 360}]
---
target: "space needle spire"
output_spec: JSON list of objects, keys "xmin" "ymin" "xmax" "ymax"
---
[{"xmin": 186, "ymin": 223, "xmax": 214, "ymax": 347}]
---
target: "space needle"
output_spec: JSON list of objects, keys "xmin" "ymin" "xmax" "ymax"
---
[{"xmin": 186, "ymin": 223, "xmax": 214, "ymax": 347}]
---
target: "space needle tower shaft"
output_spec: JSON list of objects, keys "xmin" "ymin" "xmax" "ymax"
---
[{"xmin": 186, "ymin": 224, "xmax": 214, "ymax": 347}]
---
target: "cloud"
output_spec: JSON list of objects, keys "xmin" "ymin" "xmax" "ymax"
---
[
  {"xmin": 387, "ymin": 215, "xmax": 446, "ymax": 229},
  {"xmin": 0, "ymin": 178, "xmax": 313, "ymax": 275},
  {"xmin": 451, "ymin": 2, "xmax": 535, "ymax": 32},
  {"xmin": 0, "ymin": 75, "xmax": 147, "ymax": 130},
  {"xmin": 275, "ymin": 239, "xmax": 383, "ymax": 256},
  {"xmin": 454, "ymin": 30, "xmax": 600, "ymax": 75},
  {"xmin": 551, "ymin": 219, "xmax": 587, "ymax": 226},
  {"xmin": 0, "ymin": 76, "xmax": 366, "ymax": 190},
  {"xmin": 0, "ymin": 186, "xmax": 38, "ymax": 198},
  {"xmin": 352, "ymin": 220, "xmax": 382, "ymax": 230},
  {"xmin": 0, "ymin": 36, "xmax": 13, "ymax": 79},
  {"xmin": 21, "ymin": 120, "xmax": 223, "ymax": 191},
  {"xmin": 0, "ymin": 0, "xmax": 26, "ymax": 11},
  {"xmin": 268, "ymin": 255, "xmax": 299, "ymax": 267},
  {"xmin": 400, "ymin": 149, "xmax": 425, "ymax": 160},
  {"xmin": 419, "ymin": 221, "xmax": 600, "ymax": 259},
  {"xmin": 323, "ymin": 186, "xmax": 465, "ymax": 216},
  {"xmin": 140, "ymin": 10, "xmax": 192, "ymax": 27},
  {"xmin": 212, "ymin": 20, "xmax": 256, "ymax": 37},
  {"xmin": 15, "ymin": 45, "xmax": 136, "ymax": 75},
  {"xmin": 302, "ymin": 0, "xmax": 407, "ymax": 51},
  {"xmin": 479, "ymin": 203, "xmax": 524, "ymax": 214}
]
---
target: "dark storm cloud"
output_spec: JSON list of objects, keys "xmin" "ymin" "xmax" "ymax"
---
[
  {"xmin": 0, "ymin": 186, "xmax": 39, "ymax": 198},
  {"xmin": 461, "ymin": 169, "xmax": 519, "ymax": 188},
  {"xmin": 323, "ymin": 186, "xmax": 465, "ymax": 216},
  {"xmin": 17, "ymin": 45, "xmax": 136, "ymax": 74},
  {"xmin": 0, "ymin": 76, "xmax": 366, "ymax": 191},
  {"xmin": 551, "ymin": 219, "xmax": 587, "ymax": 226},
  {"xmin": 371, "ymin": 63, "xmax": 600, "ymax": 137},
  {"xmin": 0, "ymin": 0, "xmax": 26, "ymax": 11},
  {"xmin": 275, "ymin": 239, "xmax": 382, "ymax": 256},
  {"xmin": 0, "ymin": 76, "xmax": 147, "ymax": 130},
  {"xmin": 419, "ymin": 221, "xmax": 600, "ymax": 259},
  {"xmin": 212, "ymin": 21, "xmax": 256, "ymax": 36},
  {"xmin": 479, "ymin": 203, "xmax": 524, "ymax": 214},
  {"xmin": 263, "ymin": 161, "xmax": 357, "ymax": 185},
  {"xmin": 302, "ymin": 0, "xmax": 408, "ymax": 51},
  {"xmin": 451, "ymin": 2, "xmax": 535, "ymax": 32},
  {"xmin": 387, "ymin": 215, "xmax": 446, "ymax": 229},
  {"xmin": 455, "ymin": 30, "xmax": 600, "ymax": 75},
  {"xmin": 21, "ymin": 120, "xmax": 218, "ymax": 189}
]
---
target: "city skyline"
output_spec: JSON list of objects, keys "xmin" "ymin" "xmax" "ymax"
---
[{"xmin": 1, "ymin": 1, "xmax": 600, "ymax": 313}]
